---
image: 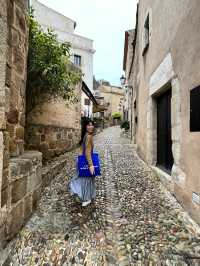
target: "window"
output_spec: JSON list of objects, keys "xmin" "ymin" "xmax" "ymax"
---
[
  {"xmin": 74, "ymin": 54, "xmax": 81, "ymax": 66},
  {"xmin": 84, "ymin": 98, "xmax": 90, "ymax": 106},
  {"xmin": 190, "ymin": 86, "xmax": 200, "ymax": 132},
  {"xmin": 142, "ymin": 14, "xmax": 150, "ymax": 56}
]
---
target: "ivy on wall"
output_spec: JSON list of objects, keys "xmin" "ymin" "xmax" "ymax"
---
[{"xmin": 26, "ymin": 11, "xmax": 82, "ymax": 113}]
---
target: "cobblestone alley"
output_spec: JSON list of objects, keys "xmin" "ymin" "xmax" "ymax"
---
[{"xmin": 8, "ymin": 127, "xmax": 200, "ymax": 266}]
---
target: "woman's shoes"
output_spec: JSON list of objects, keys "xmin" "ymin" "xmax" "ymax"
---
[{"xmin": 82, "ymin": 200, "xmax": 91, "ymax": 207}]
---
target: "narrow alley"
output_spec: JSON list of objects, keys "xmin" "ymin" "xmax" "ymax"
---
[{"xmin": 8, "ymin": 127, "xmax": 200, "ymax": 266}]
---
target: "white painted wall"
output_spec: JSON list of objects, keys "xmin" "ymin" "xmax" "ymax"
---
[
  {"xmin": 31, "ymin": 0, "xmax": 95, "ymax": 117},
  {"xmin": 31, "ymin": 0, "xmax": 75, "ymax": 34}
]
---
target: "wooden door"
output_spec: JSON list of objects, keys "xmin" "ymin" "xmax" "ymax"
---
[{"xmin": 157, "ymin": 89, "xmax": 174, "ymax": 173}]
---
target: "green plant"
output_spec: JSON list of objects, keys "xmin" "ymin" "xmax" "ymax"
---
[
  {"xmin": 26, "ymin": 11, "xmax": 81, "ymax": 112},
  {"xmin": 112, "ymin": 112, "xmax": 122, "ymax": 120},
  {"xmin": 121, "ymin": 120, "xmax": 130, "ymax": 131}
]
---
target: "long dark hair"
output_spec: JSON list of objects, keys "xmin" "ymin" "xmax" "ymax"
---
[{"xmin": 79, "ymin": 117, "xmax": 94, "ymax": 145}]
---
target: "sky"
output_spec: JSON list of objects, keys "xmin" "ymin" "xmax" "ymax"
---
[{"xmin": 39, "ymin": 0, "xmax": 138, "ymax": 86}]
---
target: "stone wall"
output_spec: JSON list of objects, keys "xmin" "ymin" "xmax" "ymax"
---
[
  {"xmin": 0, "ymin": 0, "xmax": 43, "ymax": 251},
  {"xmin": 26, "ymin": 87, "xmax": 81, "ymax": 161},
  {"xmin": 6, "ymin": 0, "xmax": 29, "ymax": 157},
  {"xmin": 26, "ymin": 125, "xmax": 80, "ymax": 160},
  {"xmin": 8, "ymin": 151, "xmax": 42, "ymax": 239}
]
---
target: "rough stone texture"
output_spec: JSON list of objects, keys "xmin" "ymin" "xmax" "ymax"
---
[
  {"xmin": 11, "ymin": 177, "xmax": 27, "ymax": 204},
  {"xmin": 6, "ymin": 0, "xmax": 28, "ymax": 157},
  {"xmin": 26, "ymin": 124, "xmax": 81, "ymax": 160},
  {"xmin": 7, "ymin": 200, "xmax": 24, "ymax": 239},
  {"xmin": 8, "ymin": 127, "xmax": 200, "ymax": 265},
  {"xmin": 0, "ymin": 0, "xmax": 29, "ymax": 258},
  {"xmin": 0, "ymin": 132, "xmax": 4, "ymax": 206}
]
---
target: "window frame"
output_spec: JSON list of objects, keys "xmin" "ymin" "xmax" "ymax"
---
[{"xmin": 74, "ymin": 54, "xmax": 81, "ymax": 67}]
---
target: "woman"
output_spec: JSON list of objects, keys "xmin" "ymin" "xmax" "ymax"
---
[{"xmin": 69, "ymin": 119, "xmax": 96, "ymax": 207}]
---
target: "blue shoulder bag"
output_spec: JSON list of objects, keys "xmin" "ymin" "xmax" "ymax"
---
[{"xmin": 77, "ymin": 140, "xmax": 101, "ymax": 177}]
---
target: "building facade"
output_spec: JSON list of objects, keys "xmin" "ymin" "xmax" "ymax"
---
[
  {"xmin": 98, "ymin": 85, "xmax": 124, "ymax": 119},
  {"xmin": 122, "ymin": 29, "xmax": 135, "ymax": 138},
  {"xmin": 31, "ymin": 0, "xmax": 95, "ymax": 117},
  {"xmin": 130, "ymin": 0, "xmax": 200, "ymax": 224}
]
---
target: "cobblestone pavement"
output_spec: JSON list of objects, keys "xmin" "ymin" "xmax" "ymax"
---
[{"xmin": 9, "ymin": 127, "xmax": 200, "ymax": 265}]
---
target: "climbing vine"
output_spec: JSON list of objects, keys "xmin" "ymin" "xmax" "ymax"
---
[{"xmin": 26, "ymin": 11, "xmax": 82, "ymax": 112}]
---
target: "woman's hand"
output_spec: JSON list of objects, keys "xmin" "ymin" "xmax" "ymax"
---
[{"xmin": 89, "ymin": 165, "xmax": 95, "ymax": 175}]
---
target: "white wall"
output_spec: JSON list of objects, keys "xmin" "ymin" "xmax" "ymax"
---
[
  {"xmin": 31, "ymin": 0, "xmax": 75, "ymax": 34},
  {"xmin": 32, "ymin": 0, "xmax": 95, "ymax": 117}
]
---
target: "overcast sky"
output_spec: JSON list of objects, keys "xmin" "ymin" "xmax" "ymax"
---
[{"xmin": 39, "ymin": 0, "xmax": 137, "ymax": 86}]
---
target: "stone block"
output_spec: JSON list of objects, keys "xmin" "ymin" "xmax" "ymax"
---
[
  {"xmin": 20, "ymin": 159, "xmax": 32, "ymax": 175},
  {"xmin": 32, "ymin": 186, "xmax": 42, "ymax": 210},
  {"xmin": 20, "ymin": 151, "xmax": 42, "ymax": 164},
  {"xmin": 5, "ymin": 64, "xmax": 11, "ymax": 87},
  {"xmin": 7, "ymin": 201, "xmax": 24, "ymax": 239},
  {"xmin": 3, "ymin": 150, "xmax": 9, "ymax": 169},
  {"xmin": 3, "ymin": 131, "xmax": 10, "ymax": 150},
  {"xmin": 172, "ymin": 142, "xmax": 181, "ymax": 165},
  {"xmin": 16, "ymin": 139, "xmax": 24, "ymax": 155},
  {"xmin": 11, "ymin": 176, "xmax": 27, "ymax": 204},
  {"xmin": 15, "ymin": 0, "xmax": 27, "ymax": 10},
  {"xmin": 7, "ymin": 109, "xmax": 19, "ymax": 124},
  {"xmin": 1, "ymin": 187, "xmax": 8, "ymax": 207},
  {"xmin": 0, "ymin": 0, "xmax": 7, "ymax": 18},
  {"xmin": 11, "ymin": 27, "xmax": 24, "ymax": 50},
  {"xmin": 27, "ymin": 169, "xmax": 42, "ymax": 193},
  {"xmin": 24, "ymin": 194, "xmax": 32, "ymax": 221},
  {"xmin": 6, "ymin": 43, "xmax": 12, "ymax": 67},
  {"xmin": 19, "ymin": 113, "xmax": 25, "ymax": 127},
  {"xmin": 14, "ymin": 4, "xmax": 27, "ymax": 34},
  {"xmin": 9, "ymin": 139, "xmax": 19, "ymax": 157},
  {"xmin": 7, "ymin": 0, "xmax": 14, "ymax": 26},
  {"xmin": 12, "ymin": 47, "xmax": 25, "ymax": 76},
  {"xmin": 6, "ymin": 124, "xmax": 15, "ymax": 139},
  {"xmin": 10, "ymin": 162, "xmax": 19, "ymax": 178},
  {"xmin": 15, "ymin": 126, "xmax": 24, "ymax": 140},
  {"xmin": 2, "ymin": 168, "xmax": 9, "ymax": 189},
  {"xmin": 172, "ymin": 125, "xmax": 181, "ymax": 142}
]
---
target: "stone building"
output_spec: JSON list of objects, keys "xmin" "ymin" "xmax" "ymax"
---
[
  {"xmin": 130, "ymin": 0, "xmax": 200, "ymax": 224},
  {"xmin": 122, "ymin": 29, "xmax": 135, "ymax": 138},
  {"xmin": 97, "ymin": 85, "xmax": 124, "ymax": 120},
  {"xmin": 0, "ymin": 0, "xmax": 42, "ymax": 254},
  {"xmin": 31, "ymin": 0, "xmax": 95, "ymax": 118}
]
